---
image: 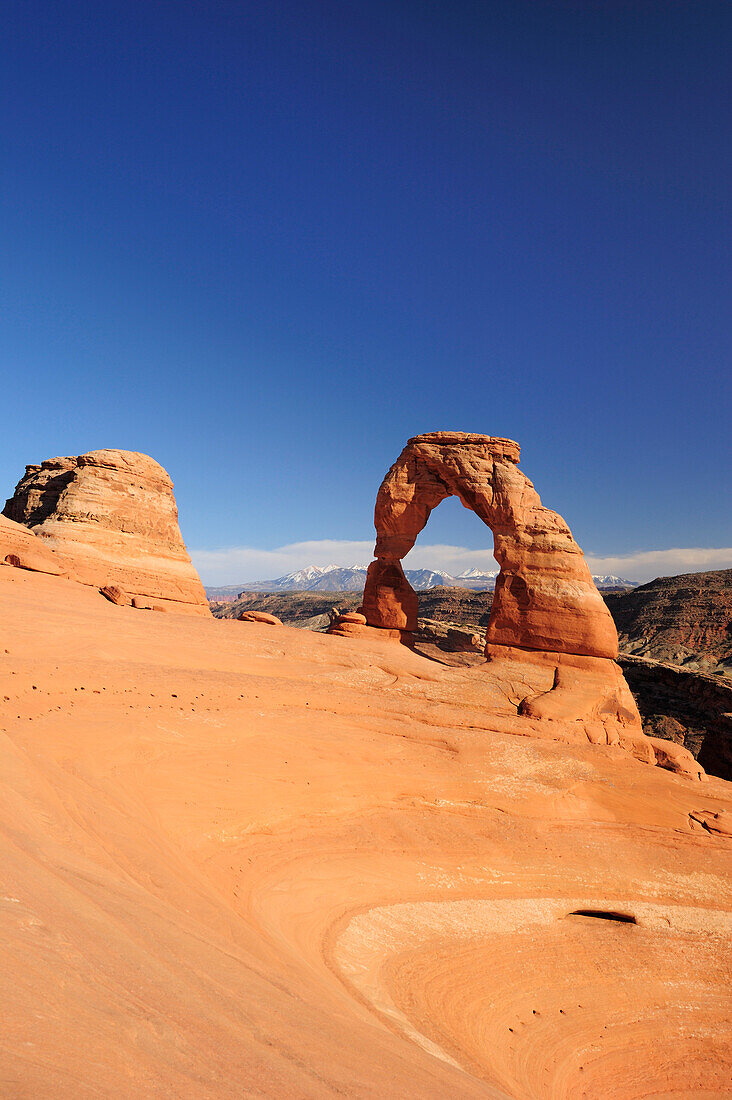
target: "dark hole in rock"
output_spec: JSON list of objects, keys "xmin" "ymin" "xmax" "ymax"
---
[{"xmin": 568, "ymin": 909, "xmax": 637, "ymax": 924}]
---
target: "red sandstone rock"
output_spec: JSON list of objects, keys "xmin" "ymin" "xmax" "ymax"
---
[
  {"xmin": 648, "ymin": 736, "xmax": 705, "ymax": 780},
  {"xmin": 2, "ymin": 565, "xmax": 729, "ymax": 1098},
  {"xmin": 238, "ymin": 610, "xmax": 283, "ymax": 626},
  {"xmin": 486, "ymin": 647, "xmax": 642, "ymax": 748},
  {"xmin": 363, "ymin": 432, "xmax": 617, "ymax": 659},
  {"xmin": 347, "ymin": 432, "xmax": 654, "ymax": 763},
  {"xmin": 0, "ymin": 514, "xmax": 68, "ymax": 576},
  {"xmin": 100, "ymin": 584, "xmax": 131, "ymax": 606},
  {"xmin": 445, "ymin": 628, "xmax": 483, "ymax": 652},
  {"xmin": 337, "ymin": 612, "xmax": 368, "ymax": 625},
  {"xmin": 3, "ymin": 450, "xmax": 209, "ymax": 616},
  {"xmin": 361, "ymin": 559, "xmax": 419, "ymax": 631}
]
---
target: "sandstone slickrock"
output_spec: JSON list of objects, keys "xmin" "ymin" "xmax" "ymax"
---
[
  {"xmin": 331, "ymin": 432, "xmax": 649, "ymax": 761},
  {"xmin": 3, "ymin": 450, "xmax": 209, "ymax": 616},
  {"xmin": 2, "ymin": 565, "xmax": 731, "ymax": 1098}
]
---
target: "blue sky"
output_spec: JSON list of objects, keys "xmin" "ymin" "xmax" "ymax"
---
[{"xmin": 2, "ymin": 1, "xmax": 730, "ymax": 583}]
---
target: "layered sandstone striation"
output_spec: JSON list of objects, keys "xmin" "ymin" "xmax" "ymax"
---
[
  {"xmin": 1, "ymin": 564, "xmax": 730, "ymax": 1098},
  {"xmin": 606, "ymin": 568, "xmax": 732, "ymax": 675},
  {"xmin": 0, "ymin": 514, "xmax": 70, "ymax": 576},
  {"xmin": 332, "ymin": 432, "xmax": 645, "ymax": 754},
  {"xmin": 3, "ymin": 450, "xmax": 209, "ymax": 615}
]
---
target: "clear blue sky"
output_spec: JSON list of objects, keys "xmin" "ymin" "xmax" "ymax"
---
[{"xmin": 2, "ymin": 1, "xmax": 730, "ymax": 582}]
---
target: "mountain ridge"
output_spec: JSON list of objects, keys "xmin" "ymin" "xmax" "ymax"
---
[{"xmin": 206, "ymin": 563, "xmax": 636, "ymax": 598}]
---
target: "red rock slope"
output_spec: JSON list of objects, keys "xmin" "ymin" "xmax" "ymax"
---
[
  {"xmin": 1, "ymin": 565, "xmax": 730, "ymax": 1098},
  {"xmin": 3, "ymin": 449, "xmax": 209, "ymax": 615}
]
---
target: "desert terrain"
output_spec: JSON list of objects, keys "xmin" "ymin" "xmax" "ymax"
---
[
  {"xmin": 2, "ymin": 440, "xmax": 731, "ymax": 1098},
  {"xmin": 2, "ymin": 563, "xmax": 731, "ymax": 1098},
  {"xmin": 212, "ymin": 577, "xmax": 732, "ymax": 784},
  {"xmin": 5, "ymin": 2, "xmax": 730, "ymax": 1093}
]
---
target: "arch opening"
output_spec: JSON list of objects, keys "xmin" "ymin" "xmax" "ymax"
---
[
  {"xmin": 402, "ymin": 493, "xmax": 500, "ymax": 586},
  {"xmin": 400, "ymin": 495, "xmax": 499, "ymax": 647}
]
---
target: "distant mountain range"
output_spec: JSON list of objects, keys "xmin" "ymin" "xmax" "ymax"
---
[{"xmin": 206, "ymin": 564, "xmax": 637, "ymax": 599}]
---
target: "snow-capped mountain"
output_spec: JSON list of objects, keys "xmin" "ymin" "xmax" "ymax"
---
[
  {"xmin": 272, "ymin": 565, "xmax": 368, "ymax": 591},
  {"xmin": 455, "ymin": 568, "xmax": 499, "ymax": 580},
  {"xmin": 405, "ymin": 569, "xmax": 466, "ymax": 590},
  {"xmin": 206, "ymin": 565, "xmax": 366, "ymax": 597},
  {"xmin": 590, "ymin": 574, "xmax": 639, "ymax": 589},
  {"xmin": 206, "ymin": 565, "xmax": 637, "ymax": 598},
  {"xmin": 453, "ymin": 568, "xmax": 500, "ymax": 589}
]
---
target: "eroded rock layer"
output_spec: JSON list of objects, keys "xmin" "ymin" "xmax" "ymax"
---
[
  {"xmin": 606, "ymin": 568, "xmax": 732, "ymax": 675},
  {"xmin": 3, "ymin": 450, "xmax": 209, "ymax": 615},
  {"xmin": 0, "ymin": 514, "xmax": 69, "ymax": 576}
]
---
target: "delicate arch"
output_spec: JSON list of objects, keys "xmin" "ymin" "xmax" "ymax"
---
[{"xmin": 361, "ymin": 432, "xmax": 618, "ymax": 659}]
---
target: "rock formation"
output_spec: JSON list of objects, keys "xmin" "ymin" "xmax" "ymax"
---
[
  {"xmin": 238, "ymin": 610, "xmax": 283, "ymax": 626},
  {"xmin": 360, "ymin": 432, "xmax": 616, "ymax": 657},
  {"xmin": 100, "ymin": 584, "xmax": 131, "ymax": 606},
  {"xmin": 3, "ymin": 449, "xmax": 209, "ymax": 616},
  {"xmin": 332, "ymin": 432, "xmax": 648, "ymax": 755},
  {"xmin": 0, "ymin": 514, "xmax": 69, "ymax": 576},
  {"xmin": 605, "ymin": 568, "xmax": 732, "ymax": 675}
]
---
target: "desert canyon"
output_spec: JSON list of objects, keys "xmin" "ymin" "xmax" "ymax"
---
[{"xmin": 1, "ymin": 435, "xmax": 731, "ymax": 1099}]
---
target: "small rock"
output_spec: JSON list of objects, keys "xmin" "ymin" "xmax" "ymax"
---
[
  {"xmin": 648, "ymin": 736, "xmax": 705, "ymax": 780},
  {"xmin": 100, "ymin": 585, "xmax": 130, "ymax": 607},
  {"xmin": 446, "ymin": 628, "xmax": 484, "ymax": 653},
  {"xmin": 238, "ymin": 611, "xmax": 283, "ymax": 626}
]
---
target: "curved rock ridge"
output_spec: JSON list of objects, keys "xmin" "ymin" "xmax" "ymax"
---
[
  {"xmin": 333, "ymin": 897, "xmax": 732, "ymax": 1098},
  {"xmin": 3, "ymin": 449, "xmax": 209, "ymax": 615}
]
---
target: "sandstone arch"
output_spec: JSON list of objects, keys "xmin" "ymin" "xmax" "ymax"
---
[{"xmin": 361, "ymin": 432, "xmax": 618, "ymax": 659}]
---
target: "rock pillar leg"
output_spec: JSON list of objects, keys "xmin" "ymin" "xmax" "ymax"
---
[{"xmin": 361, "ymin": 559, "xmax": 418, "ymax": 632}]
